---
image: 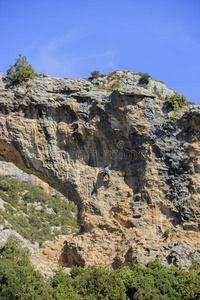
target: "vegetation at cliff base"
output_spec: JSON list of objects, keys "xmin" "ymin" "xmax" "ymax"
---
[
  {"xmin": 0, "ymin": 237, "xmax": 199, "ymax": 300},
  {"xmin": 50, "ymin": 259, "xmax": 200, "ymax": 299},
  {"xmin": 6, "ymin": 54, "xmax": 41, "ymax": 84},
  {"xmin": 0, "ymin": 175, "xmax": 79, "ymax": 245},
  {"xmin": 0, "ymin": 236, "xmax": 52, "ymax": 299}
]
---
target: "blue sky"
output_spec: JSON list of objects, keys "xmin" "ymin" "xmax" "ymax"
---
[{"xmin": 0, "ymin": 0, "xmax": 200, "ymax": 104}]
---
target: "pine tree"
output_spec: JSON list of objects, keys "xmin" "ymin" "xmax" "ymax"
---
[{"xmin": 6, "ymin": 54, "xmax": 38, "ymax": 83}]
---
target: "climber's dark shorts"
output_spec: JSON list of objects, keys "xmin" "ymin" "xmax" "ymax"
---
[{"xmin": 103, "ymin": 171, "xmax": 110, "ymax": 181}]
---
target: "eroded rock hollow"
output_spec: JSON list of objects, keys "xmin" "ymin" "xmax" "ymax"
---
[{"xmin": 0, "ymin": 73, "xmax": 200, "ymax": 273}]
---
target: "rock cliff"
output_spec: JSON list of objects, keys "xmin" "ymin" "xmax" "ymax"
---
[{"xmin": 0, "ymin": 71, "xmax": 200, "ymax": 275}]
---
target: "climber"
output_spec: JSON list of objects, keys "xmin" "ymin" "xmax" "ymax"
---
[{"xmin": 102, "ymin": 164, "xmax": 111, "ymax": 182}]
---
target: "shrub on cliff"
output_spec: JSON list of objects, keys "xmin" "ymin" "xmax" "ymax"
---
[
  {"xmin": 6, "ymin": 54, "xmax": 39, "ymax": 84},
  {"xmin": 0, "ymin": 179, "xmax": 11, "ymax": 191},
  {"xmin": 138, "ymin": 73, "xmax": 151, "ymax": 86},
  {"xmin": 167, "ymin": 93, "xmax": 188, "ymax": 110},
  {"xmin": 163, "ymin": 228, "xmax": 170, "ymax": 239},
  {"xmin": 91, "ymin": 70, "xmax": 100, "ymax": 79}
]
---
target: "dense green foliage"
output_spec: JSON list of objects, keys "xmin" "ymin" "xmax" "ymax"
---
[
  {"xmin": 6, "ymin": 54, "xmax": 40, "ymax": 84},
  {"xmin": 51, "ymin": 265, "xmax": 126, "ymax": 299},
  {"xmin": 167, "ymin": 93, "xmax": 188, "ymax": 111},
  {"xmin": 0, "ymin": 236, "xmax": 52, "ymax": 299},
  {"xmin": 138, "ymin": 73, "xmax": 151, "ymax": 87},
  {"xmin": 0, "ymin": 175, "xmax": 79, "ymax": 245},
  {"xmin": 63, "ymin": 260, "xmax": 200, "ymax": 300},
  {"xmin": 91, "ymin": 70, "xmax": 100, "ymax": 79},
  {"xmin": 1, "ymin": 238, "xmax": 199, "ymax": 300},
  {"xmin": 118, "ymin": 260, "xmax": 200, "ymax": 300}
]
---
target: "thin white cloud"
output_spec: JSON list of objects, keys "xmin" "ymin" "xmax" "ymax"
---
[
  {"xmin": 40, "ymin": 29, "xmax": 79, "ymax": 54},
  {"xmin": 72, "ymin": 49, "xmax": 117, "ymax": 69},
  {"xmin": 35, "ymin": 28, "xmax": 84, "ymax": 77},
  {"xmin": 34, "ymin": 29, "xmax": 117, "ymax": 77}
]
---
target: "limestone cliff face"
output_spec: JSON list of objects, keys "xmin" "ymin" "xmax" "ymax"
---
[{"xmin": 0, "ymin": 72, "xmax": 200, "ymax": 274}]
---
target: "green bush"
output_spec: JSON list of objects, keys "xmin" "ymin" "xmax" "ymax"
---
[
  {"xmin": 163, "ymin": 228, "xmax": 170, "ymax": 239},
  {"xmin": 4, "ymin": 203, "xmax": 15, "ymax": 215},
  {"xmin": 0, "ymin": 180, "xmax": 11, "ymax": 191},
  {"xmin": 91, "ymin": 70, "xmax": 100, "ymax": 79},
  {"xmin": 22, "ymin": 191, "xmax": 37, "ymax": 203},
  {"xmin": 138, "ymin": 73, "xmax": 151, "ymax": 85},
  {"xmin": 189, "ymin": 260, "xmax": 200, "ymax": 272},
  {"xmin": 6, "ymin": 54, "xmax": 38, "ymax": 84},
  {"xmin": 0, "ymin": 236, "xmax": 52, "ymax": 299},
  {"xmin": 118, "ymin": 259, "xmax": 200, "ymax": 300},
  {"xmin": 167, "ymin": 93, "xmax": 188, "ymax": 111},
  {"xmin": 68, "ymin": 265, "xmax": 126, "ymax": 299}
]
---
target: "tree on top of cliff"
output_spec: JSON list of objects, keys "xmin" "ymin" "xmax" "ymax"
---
[
  {"xmin": 91, "ymin": 70, "xmax": 100, "ymax": 79},
  {"xmin": 6, "ymin": 54, "xmax": 39, "ymax": 84},
  {"xmin": 138, "ymin": 73, "xmax": 151, "ymax": 85}
]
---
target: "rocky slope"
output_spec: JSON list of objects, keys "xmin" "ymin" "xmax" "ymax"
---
[{"xmin": 0, "ymin": 71, "xmax": 200, "ymax": 276}]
